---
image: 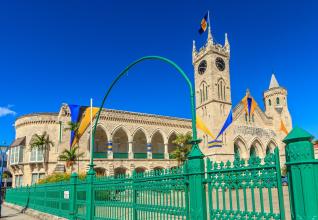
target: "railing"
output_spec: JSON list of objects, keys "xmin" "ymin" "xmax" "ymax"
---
[
  {"xmin": 93, "ymin": 152, "xmax": 107, "ymax": 158},
  {"xmin": 152, "ymin": 153, "xmax": 164, "ymax": 159},
  {"xmin": 113, "ymin": 153, "xmax": 129, "ymax": 159},
  {"xmin": 6, "ymin": 167, "xmax": 188, "ymax": 220},
  {"xmin": 134, "ymin": 153, "xmax": 147, "ymax": 159}
]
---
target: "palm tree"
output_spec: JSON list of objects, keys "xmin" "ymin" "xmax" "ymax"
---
[
  {"xmin": 170, "ymin": 133, "xmax": 192, "ymax": 166},
  {"xmin": 30, "ymin": 132, "xmax": 54, "ymax": 162},
  {"xmin": 59, "ymin": 146, "xmax": 84, "ymax": 173}
]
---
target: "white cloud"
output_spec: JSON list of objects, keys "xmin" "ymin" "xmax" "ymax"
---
[{"xmin": 0, "ymin": 106, "xmax": 17, "ymax": 117}]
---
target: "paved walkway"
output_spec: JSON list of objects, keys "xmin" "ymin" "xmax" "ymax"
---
[{"xmin": 1, "ymin": 205, "xmax": 37, "ymax": 220}]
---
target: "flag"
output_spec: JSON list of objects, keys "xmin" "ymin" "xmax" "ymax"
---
[
  {"xmin": 196, "ymin": 116, "xmax": 215, "ymax": 139},
  {"xmin": 215, "ymin": 109, "xmax": 233, "ymax": 140},
  {"xmin": 280, "ymin": 120, "xmax": 288, "ymax": 135},
  {"xmin": 71, "ymin": 107, "xmax": 99, "ymax": 147},
  {"xmin": 242, "ymin": 95, "xmax": 257, "ymax": 116},
  {"xmin": 198, "ymin": 12, "xmax": 208, "ymax": 34},
  {"xmin": 208, "ymin": 140, "xmax": 223, "ymax": 148},
  {"xmin": 207, "ymin": 109, "xmax": 233, "ymax": 148},
  {"xmin": 68, "ymin": 104, "xmax": 81, "ymax": 146}
]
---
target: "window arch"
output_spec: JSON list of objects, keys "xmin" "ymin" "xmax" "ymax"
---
[
  {"xmin": 200, "ymin": 82, "xmax": 208, "ymax": 103},
  {"xmin": 268, "ymin": 99, "xmax": 271, "ymax": 106},
  {"xmin": 276, "ymin": 97, "xmax": 280, "ymax": 105},
  {"xmin": 266, "ymin": 146, "xmax": 271, "ymax": 155},
  {"xmin": 250, "ymin": 146, "xmax": 256, "ymax": 157},
  {"xmin": 234, "ymin": 144, "xmax": 240, "ymax": 159},
  {"xmin": 217, "ymin": 79, "xmax": 226, "ymax": 101}
]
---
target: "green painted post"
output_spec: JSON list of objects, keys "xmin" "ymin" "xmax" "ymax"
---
[
  {"xmin": 187, "ymin": 141, "xmax": 207, "ymax": 220},
  {"xmin": 274, "ymin": 147, "xmax": 286, "ymax": 220},
  {"xmin": 69, "ymin": 173, "xmax": 78, "ymax": 220},
  {"xmin": 283, "ymin": 127, "xmax": 318, "ymax": 220},
  {"xmin": 86, "ymin": 170, "xmax": 95, "ymax": 220},
  {"xmin": 132, "ymin": 171, "xmax": 137, "ymax": 220}
]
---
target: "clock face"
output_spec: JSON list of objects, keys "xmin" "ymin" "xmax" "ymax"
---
[
  {"xmin": 198, "ymin": 60, "xmax": 207, "ymax": 75},
  {"xmin": 215, "ymin": 57, "xmax": 225, "ymax": 71}
]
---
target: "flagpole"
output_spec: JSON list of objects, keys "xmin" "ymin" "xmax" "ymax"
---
[
  {"xmin": 90, "ymin": 98, "xmax": 93, "ymax": 166},
  {"xmin": 208, "ymin": 10, "xmax": 211, "ymax": 29}
]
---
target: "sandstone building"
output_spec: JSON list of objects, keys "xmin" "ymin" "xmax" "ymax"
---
[{"xmin": 8, "ymin": 26, "xmax": 292, "ymax": 187}]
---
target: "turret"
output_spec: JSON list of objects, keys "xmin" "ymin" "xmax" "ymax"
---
[{"xmin": 263, "ymin": 73, "xmax": 292, "ymax": 132}]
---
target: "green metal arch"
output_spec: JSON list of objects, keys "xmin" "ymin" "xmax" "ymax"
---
[{"xmin": 90, "ymin": 56, "xmax": 202, "ymax": 169}]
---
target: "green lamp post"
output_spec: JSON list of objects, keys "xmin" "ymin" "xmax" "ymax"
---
[{"xmin": 87, "ymin": 56, "xmax": 206, "ymax": 219}]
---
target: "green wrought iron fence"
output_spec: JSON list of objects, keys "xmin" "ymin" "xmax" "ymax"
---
[
  {"xmin": 5, "ymin": 149, "xmax": 287, "ymax": 220},
  {"xmin": 205, "ymin": 148, "xmax": 285, "ymax": 220}
]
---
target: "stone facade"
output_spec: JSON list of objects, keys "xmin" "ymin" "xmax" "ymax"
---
[
  {"xmin": 8, "ymin": 25, "xmax": 292, "ymax": 187},
  {"xmin": 193, "ymin": 26, "xmax": 292, "ymax": 163}
]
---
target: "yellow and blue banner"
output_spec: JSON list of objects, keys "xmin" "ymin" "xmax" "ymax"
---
[
  {"xmin": 280, "ymin": 120, "xmax": 289, "ymax": 135},
  {"xmin": 196, "ymin": 116, "xmax": 215, "ymax": 139},
  {"xmin": 208, "ymin": 109, "xmax": 233, "ymax": 148},
  {"xmin": 68, "ymin": 104, "xmax": 81, "ymax": 146},
  {"xmin": 242, "ymin": 95, "xmax": 257, "ymax": 116},
  {"xmin": 198, "ymin": 12, "xmax": 208, "ymax": 34},
  {"xmin": 71, "ymin": 107, "xmax": 99, "ymax": 147}
]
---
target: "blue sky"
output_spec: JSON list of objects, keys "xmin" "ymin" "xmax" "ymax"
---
[{"xmin": 0, "ymin": 0, "xmax": 317, "ymax": 143}]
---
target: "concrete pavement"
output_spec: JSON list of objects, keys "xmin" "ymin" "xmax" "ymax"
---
[{"xmin": 1, "ymin": 205, "xmax": 37, "ymax": 220}]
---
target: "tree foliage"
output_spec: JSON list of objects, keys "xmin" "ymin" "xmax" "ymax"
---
[
  {"xmin": 30, "ymin": 132, "xmax": 54, "ymax": 151},
  {"xmin": 59, "ymin": 146, "xmax": 84, "ymax": 172},
  {"xmin": 170, "ymin": 133, "xmax": 192, "ymax": 165}
]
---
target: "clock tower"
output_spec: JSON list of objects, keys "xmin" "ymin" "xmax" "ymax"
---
[{"xmin": 193, "ymin": 26, "xmax": 232, "ymax": 150}]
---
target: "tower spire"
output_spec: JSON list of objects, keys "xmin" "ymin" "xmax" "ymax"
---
[
  {"xmin": 192, "ymin": 40, "xmax": 197, "ymax": 53},
  {"xmin": 224, "ymin": 33, "xmax": 230, "ymax": 52}
]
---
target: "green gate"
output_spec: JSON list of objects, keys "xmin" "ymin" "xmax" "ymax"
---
[{"xmin": 205, "ymin": 148, "xmax": 285, "ymax": 220}]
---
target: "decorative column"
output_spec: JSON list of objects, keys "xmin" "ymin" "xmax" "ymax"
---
[
  {"xmin": 187, "ymin": 141, "xmax": 207, "ymax": 220},
  {"xmin": 147, "ymin": 143, "xmax": 152, "ymax": 159},
  {"xmin": 107, "ymin": 141, "xmax": 113, "ymax": 159},
  {"xmin": 283, "ymin": 127, "xmax": 318, "ymax": 220},
  {"xmin": 128, "ymin": 141, "xmax": 134, "ymax": 159},
  {"xmin": 164, "ymin": 143, "xmax": 169, "ymax": 159}
]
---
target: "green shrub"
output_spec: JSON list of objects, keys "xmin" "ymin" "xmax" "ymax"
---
[{"xmin": 37, "ymin": 172, "xmax": 86, "ymax": 184}]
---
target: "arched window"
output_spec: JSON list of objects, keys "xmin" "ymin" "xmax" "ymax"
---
[
  {"xmin": 112, "ymin": 128, "xmax": 129, "ymax": 159},
  {"xmin": 250, "ymin": 146, "xmax": 256, "ymax": 157},
  {"xmin": 205, "ymin": 85, "xmax": 208, "ymax": 100},
  {"xmin": 276, "ymin": 97, "xmax": 280, "ymax": 105},
  {"xmin": 266, "ymin": 146, "xmax": 271, "ymax": 155},
  {"xmin": 200, "ymin": 82, "xmax": 208, "ymax": 103},
  {"xmin": 234, "ymin": 144, "xmax": 240, "ymax": 159},
  {"xmin": 217, "ymin": 79, "xmax": 226, "ymax": 101},
  {"xmin": 268, "ymin": 99, "xmax": 271, "ymax": 106},
  {"xmin": 245, "ymin": 113, "xmax": 248, "ymax": 122},
  {"xmin": 218, "ymin": 84, "xmax": 220, "ymax": 99}
]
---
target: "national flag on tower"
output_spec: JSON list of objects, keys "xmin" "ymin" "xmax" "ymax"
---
[{"xmin": 198, "ymin": 12, "xmax": 209, "ymax": 34}]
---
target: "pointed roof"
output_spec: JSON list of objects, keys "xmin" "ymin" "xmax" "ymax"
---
[
  {"xmin": 269, "ymin": 73, "xmax": 280, "ymax": 89},
  {"xmin": 283, "ymin": 127, "xmax": 314, "ymax": 144}
]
